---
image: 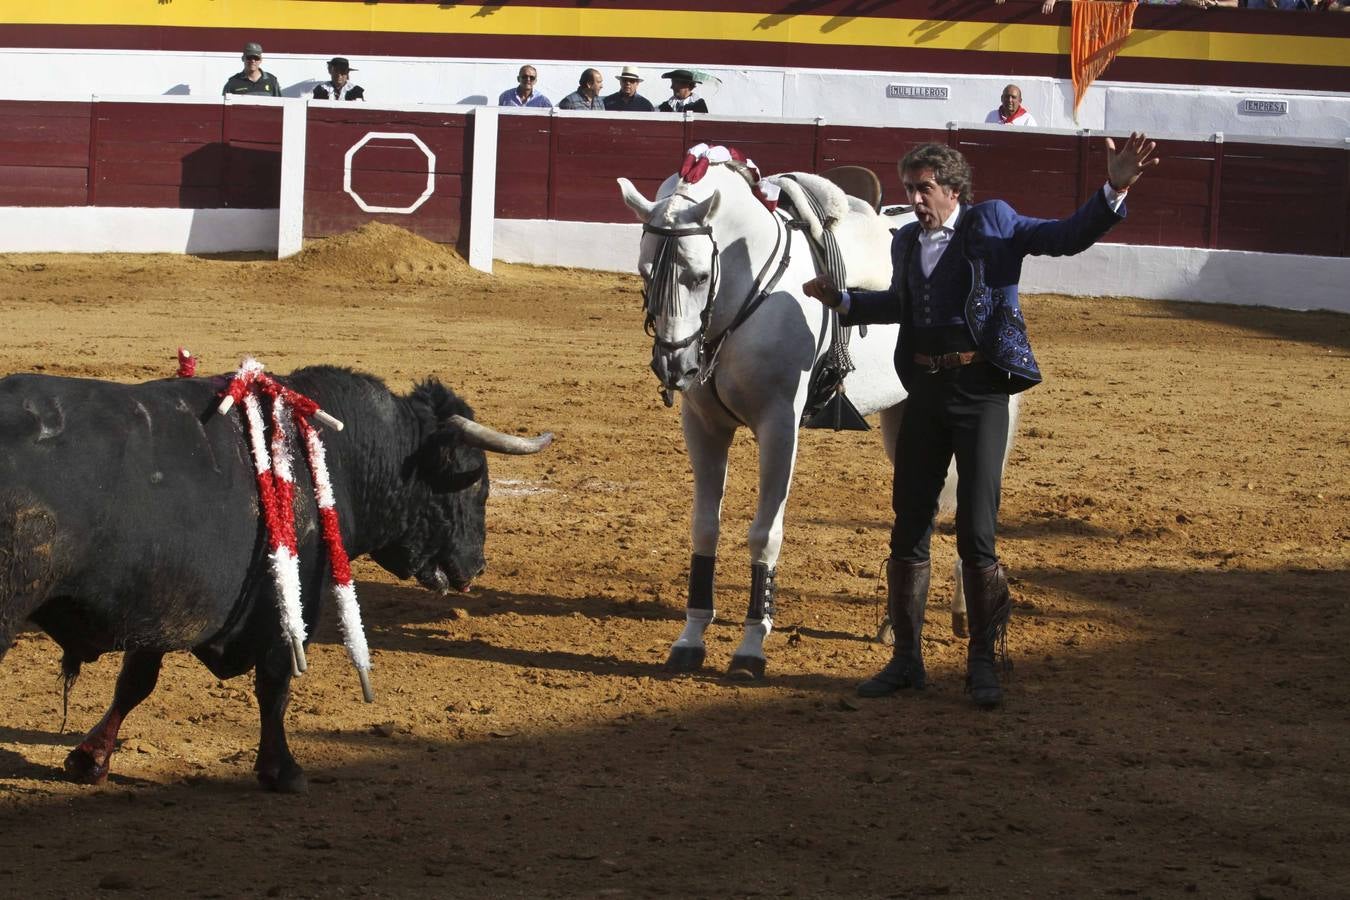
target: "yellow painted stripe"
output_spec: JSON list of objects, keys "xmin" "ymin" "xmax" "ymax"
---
[{"xmin": 5, "ymin": 1, "xmax": 1347, "ymax": 69}]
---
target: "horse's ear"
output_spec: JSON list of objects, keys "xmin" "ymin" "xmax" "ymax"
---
[
  {"xmin": 618, "ymin": 177, "xmax": 656, "ymax": 221},
  {"xmin": 686, "ymin": 190, "xmax": 719, "ymax": 223}
]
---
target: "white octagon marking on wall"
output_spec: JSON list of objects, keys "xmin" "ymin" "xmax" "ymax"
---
[{"xmin": 343, "ymin": 132, "xmax": 437, "ymax": 214}]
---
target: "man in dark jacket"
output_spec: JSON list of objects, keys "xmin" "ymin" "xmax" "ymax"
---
[
  {"xmin": 604, "ymin": 66, "xmax": 655, "ymax": 112},
  {"xmin": 804, "ymin": 133, "xmax": 1159, "ymax": 708},
  {"xmin": 223, "ymin": 42, "xmax": 282, "ymax": 97},
  {"xmin": 313, "ymin": 57, "xmax": 365, "ymax": 101},
  {"xmin": 658, "ymin": 69, "xmax": 709, "ymax": 113}
]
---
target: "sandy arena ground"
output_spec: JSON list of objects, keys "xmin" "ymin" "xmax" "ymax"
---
[{"xmin": 0, "ymin": 225, "xmax": 1347, "ymax": 898}]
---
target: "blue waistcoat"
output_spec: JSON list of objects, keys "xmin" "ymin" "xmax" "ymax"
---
[{"xmin": 843, "ymin": 188, "xmax": 1125, "ymax": 394}]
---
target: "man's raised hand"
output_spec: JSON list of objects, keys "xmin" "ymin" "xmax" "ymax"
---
[{"xmin": 1106, "ymin": 132, "xmax": 1160, "ymax": 192}]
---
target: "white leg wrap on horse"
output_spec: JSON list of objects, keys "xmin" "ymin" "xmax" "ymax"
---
[
  {"xmin": 735, "ymin": 616, "xmax": 773, "ymax": 659},
  {"xmin": 672, "ymin": 607, "xmax": 715, "ymax": 648}
]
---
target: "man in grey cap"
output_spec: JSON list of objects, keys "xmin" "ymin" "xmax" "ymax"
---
[
  {"xmin": 658, "ymin": 69, "xmax": 708, "ymax": 113},
  {"xmin": 313, "ymin": 57, "xmax": 365, "ymax": 101},
  {"xmin": 604, "ymin": 66, "xmax": 655, "ymax": 112},
  {"xmin": 223, "ymin": 42, "xmax": 282, "ymax": 96}
]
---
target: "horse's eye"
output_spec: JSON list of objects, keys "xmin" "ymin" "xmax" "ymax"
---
[{"xmin": 694, "ymin": 274, "xmax": 709, "ymax": 286}]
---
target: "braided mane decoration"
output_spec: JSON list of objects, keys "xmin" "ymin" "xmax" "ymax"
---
[{"xmin": 180, "ymin": 351, "xmax": 374, "ymax": 703}]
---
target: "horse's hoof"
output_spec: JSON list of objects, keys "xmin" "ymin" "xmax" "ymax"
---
[
  {"xmin": 664, "ymin": 645, "xmax": 706, "ymax": 673},
  {"xmin": 727, "ymin": 654, "xmax": 766, "ymax": 681},
  {"xmin": 256, "ymin": 761, "xmax": 309, "ymax": 795},
  {"xmin": 951, "ymin": 611, "xmax": 969, "ymax": 639},
  {"xmin": 63, "ymin": 745, "xmax": 110, "ymax": 785}
]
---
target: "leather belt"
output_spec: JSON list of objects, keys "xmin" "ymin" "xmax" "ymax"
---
[{"xmin": 914, "ymin": 351, "xmax": 982, "ymax": 373}]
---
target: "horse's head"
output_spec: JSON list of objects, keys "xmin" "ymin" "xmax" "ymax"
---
[{"xmin": 619, "ymin": 173, "xmax": 725, "ymax": 397}]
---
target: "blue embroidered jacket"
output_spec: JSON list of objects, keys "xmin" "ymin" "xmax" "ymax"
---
[{"xmin": 843, "ymin": 188, "xmax": 1125, "ymax": 393}]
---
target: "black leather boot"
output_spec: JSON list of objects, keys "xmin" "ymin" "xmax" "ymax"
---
[
  {"xmin": 963, "ymin": 562, "xmax": 1012, "ymax": 709},
  {"xmin": 857, "ymin": 558, "xmax": 929, "ymax": 697}
]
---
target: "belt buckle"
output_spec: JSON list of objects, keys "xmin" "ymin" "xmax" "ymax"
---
[{"xmin": 925, "ymin": 354, "xmax": 941, "ymax": 375}]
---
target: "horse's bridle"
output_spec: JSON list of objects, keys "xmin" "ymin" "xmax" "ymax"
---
[
  {"xmin": 641, "ymin": 220, "xmax": 720, "ymax": 352},
  {"xmin": 640, "ymin": 203, "xmax": 793, "ymax": 378}
]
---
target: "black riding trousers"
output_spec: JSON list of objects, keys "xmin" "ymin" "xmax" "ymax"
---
[{"xmin": 890, "ymin": 363, "xmax": 1010, "ymax": 569}]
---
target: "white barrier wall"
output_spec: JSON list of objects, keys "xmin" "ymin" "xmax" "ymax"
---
[
  {"xmin": 7, "ymin": 49, "xmax": 1350, "ymax": 141},
  {"xmin": 0, "ymin": 207, "xmax": 279, "ymax": 254}
]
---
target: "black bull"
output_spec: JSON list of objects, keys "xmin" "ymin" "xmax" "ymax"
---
[{"xmin": 0, "ymin": 365, "xmax": 550, "ymax": 792}]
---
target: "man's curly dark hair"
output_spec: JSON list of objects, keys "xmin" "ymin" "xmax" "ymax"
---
[{"xmin": 899, "ymin": 144, "xmax": 974, "ymax": 205}]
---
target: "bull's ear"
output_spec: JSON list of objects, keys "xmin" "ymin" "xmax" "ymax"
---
[{"xmin": 415, "ymin": 431, "xmax": 485, "ymax": 494}]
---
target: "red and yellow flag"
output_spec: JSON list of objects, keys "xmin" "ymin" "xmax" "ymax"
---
[{"xmin": 1072, "ymin": 0, "xmax": 1138, "ymax": 119}]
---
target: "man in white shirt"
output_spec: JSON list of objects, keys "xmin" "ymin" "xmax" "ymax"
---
[{"xmin": 985, "ymin": 83, "xmax": 1036, "ymax": 126}]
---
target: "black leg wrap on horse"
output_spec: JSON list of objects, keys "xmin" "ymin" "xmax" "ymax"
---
[
  {"xmin": 666, "ymin": 554, "xmax": 716, "ymax": 672},
  {"xmin": 963, "ymin": 562, "xmax": 1013, "ymax": 709},
  {"xmin": 858, "ymin": 558, "xmax": 930, "ymax": 697},
  {"xmin": 746, "ymin": 563, "xmax": 776, "ymax": 622},
  {"xmin": 727, "ymin": 564, "xmax": 776, "ymax": 681},
  {"xmin": 688, "ymin": 553, "xmax": 716, "ymax": 611}
]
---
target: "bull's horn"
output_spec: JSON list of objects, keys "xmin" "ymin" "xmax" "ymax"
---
[{"xmin": 446, "ymin": 415, "xmax": 553, "ymax": 455}]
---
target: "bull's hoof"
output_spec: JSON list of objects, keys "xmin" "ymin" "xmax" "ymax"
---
[
  {"xmin": 726, "ymin": 654, "xmax": 766, "ymax": 682},
  {"xmin": 256, "ymin": 761, "xmax": 309, "ymax": 795},
  {"xmin": 64, "ymin": 745, "xmax": 111, "ymax": 785},
  {"xmin": 951, "ymin": 611, "xmax": 969, "ymax": 639},
  {"xmin": 664, "ymin": 645, "xmax": 706, "ymax": 673}
]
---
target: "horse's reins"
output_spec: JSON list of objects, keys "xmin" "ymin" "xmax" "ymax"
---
[{"xmin": 641, "ymin": 199, "xmax": 795, "ymax": 384}]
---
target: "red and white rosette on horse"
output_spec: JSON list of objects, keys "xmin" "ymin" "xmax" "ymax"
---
[{"xmin": 679, "ymin": 142, "xmax": 781, "ymax": 211}]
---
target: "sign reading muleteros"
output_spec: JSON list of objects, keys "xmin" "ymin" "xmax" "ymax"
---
[{"xmin": 886, "ymin": 84, "xmax": 950, "ymax": 101}]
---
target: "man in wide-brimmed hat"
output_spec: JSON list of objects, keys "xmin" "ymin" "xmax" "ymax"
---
[
  {"xmin": 222, "ymin": 42, "xmax": 281, "ymax": 97},
  {"xmin": 313, "ymin": 57, "xmax": 365, "ymax": 101},
  {"xmin": 604, "ymin": 65, "xmax": 655, "ymax": 112},
  {"xmin": 658, "ymin": 69, "xmax": 709, "ymax": 113}
]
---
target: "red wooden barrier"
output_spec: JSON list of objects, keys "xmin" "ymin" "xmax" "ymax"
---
[
  {"xmin": 496, "ymin": 113, "xmax": 551, "ymax": 220},
  {"xmin": 0, "ymin": 101, "xmax": 91, "ymax": 205},
  {"xmin": 0, "ymin": 100, "xmax": 1345, "ymax": 261},
  {"xmin": 303, "ymin": 106, "xmax": 471, "ymax": 245},
  {"xmin": 90, "ymin": 102, "xmax": 281, "ymax": 208}
]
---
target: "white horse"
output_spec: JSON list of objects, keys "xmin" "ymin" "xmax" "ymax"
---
[{"xmin": 618, "ymin": 155, "xmax": 993, "ymax": 679}]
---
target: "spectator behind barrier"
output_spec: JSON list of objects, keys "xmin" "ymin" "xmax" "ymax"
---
[
  {"xmin": 223, "ymin": 42, "xmax": 281, "ymax": 97},
  {"xmin": 313, "ymin": 57, "xmax": 365, "ymax": 101},
  {"xmin": 559, "ymin": 68, "xmax": 607, "ymax": 111},
  {"xmin": 985, "ymin": 84, "xmax": 1036, "ymax": 126},
  {"xmin": 604, "ymin": 66, "xmax": 655, "ymax": 112},
  {"xmin": 658, "ymin": 69, "xmax": 709, "ymax": 114},
  {"xmin": 499, "ymin": 64, "xmax": 552, "ymax": 108}
]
